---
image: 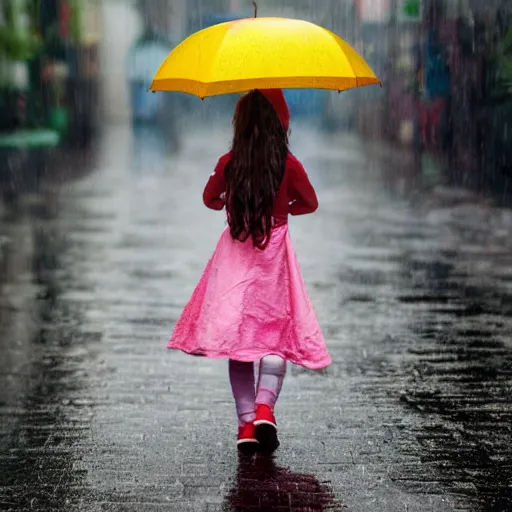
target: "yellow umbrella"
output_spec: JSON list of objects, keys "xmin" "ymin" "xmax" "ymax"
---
[{"xmin": 150, "ymin": 16, "xmax": 380, "ymax": 98}]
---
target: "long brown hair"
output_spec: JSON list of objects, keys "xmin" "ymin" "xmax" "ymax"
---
[{"xmin": 225, "ymin": 90, "xmax": 289, "ymax": 250}]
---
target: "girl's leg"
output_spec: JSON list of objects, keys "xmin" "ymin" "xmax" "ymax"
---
[
  {"xmin": 255, "ymin": 355, "xmax": 287, "ymax": 409},
  {"xmin": 228, "ymin": 360, "xmax": 256, "ymax": 425}
]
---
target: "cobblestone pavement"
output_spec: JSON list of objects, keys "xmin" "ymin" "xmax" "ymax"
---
[{"xmin": 0, "ymin": 124, "xmax": 511, "ymax": 512}]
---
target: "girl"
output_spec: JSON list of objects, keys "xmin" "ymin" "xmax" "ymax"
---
[{"xmin": 168, "ymin": 89, "xmax": 331, "ymax": 454}]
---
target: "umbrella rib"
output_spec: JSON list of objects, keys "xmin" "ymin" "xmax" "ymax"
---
[
  {"xmin": 325, "ymin": 31, "xmax": 359, "ymax": 84},
  {"xmin": 151, "ymin": 76, "xmax": 381, "ymax": 97}
]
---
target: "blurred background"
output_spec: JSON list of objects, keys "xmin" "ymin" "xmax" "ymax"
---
[
  {"xmin": 1, "ymin": 3, "xmax": 512, "ymax": 510},
  {"xmin": 0, "ymin": 0, "xmax": 511, "ymax": 200}
]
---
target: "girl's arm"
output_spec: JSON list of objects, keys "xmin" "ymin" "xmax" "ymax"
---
[
  {"xmin": 288, "ymin": 155, "xmax": 319, "ymax": 216},
  {"xmin": 203, "ymin": 152, "xmax": 231, "ymax": 210}
]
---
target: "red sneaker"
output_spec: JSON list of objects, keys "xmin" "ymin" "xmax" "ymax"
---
[
  {"xmin": 254, "ymin": 404, "xmax": 279, "ymax": 453},
  {"xmin": 237, "ymin": 422, "xmax": 258, "ymax": 454}
]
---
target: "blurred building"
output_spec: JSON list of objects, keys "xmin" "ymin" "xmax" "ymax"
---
[
  {"xmin": 0, "ymin": 0, "xmax": 102, "ymax": 144},
  {"xmin": 372, "ymin": 0, "xmax": 512, "ymax": 188},
  {"xmin": 137, "ymin": 0, "xmax": 189, "ymax": 41},
  {"xmin": 0, "ymin": 0, "xmax": 103, "ymax": 201},
  {"xmin": 354, "ymin": 0, "xmax": 396, "ymax": 140}
]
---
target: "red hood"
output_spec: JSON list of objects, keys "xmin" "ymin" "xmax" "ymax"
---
[{"xmin": 259, "ymin": 89, "xmax": 290, "ymax": 132}]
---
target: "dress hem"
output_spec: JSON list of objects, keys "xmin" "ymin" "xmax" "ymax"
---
[{"xmin": 166, "ymin": 345, "xmax": 331, "ymax": 371}]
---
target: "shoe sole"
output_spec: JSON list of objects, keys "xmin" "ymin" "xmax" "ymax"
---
[
  {"xmin": 254, "ymin": 423, "xmax": 279, "ymax": 453},
  {"xmin": 237, "ymin": 439, "xmax": 259, "ymax": 455}
]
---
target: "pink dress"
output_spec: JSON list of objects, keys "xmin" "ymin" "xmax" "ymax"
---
[{"xmin": 167, "ymin": 152, "xmax": 332, "ymax": 370}]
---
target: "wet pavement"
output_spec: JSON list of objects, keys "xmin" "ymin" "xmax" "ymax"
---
[{"xmin": 0, "ymin": 123, "xmax": 511, "ymax": 512}]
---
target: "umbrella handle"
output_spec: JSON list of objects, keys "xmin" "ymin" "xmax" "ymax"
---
[{"xmin": 252, "ymin": 1, "xmax": 258, "ymax": 18}]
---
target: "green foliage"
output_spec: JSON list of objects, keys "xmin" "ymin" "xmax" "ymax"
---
[
  {"xmin": 0, "ymin": 0, "xmax": 42, "ymax": 60},
  {"xmin": 0, "ymin": 28, "xmax": 40, "ymax": 60},
  {"xmin": 491, "ymin": 26, "xmax": 512, "ymax": 101},
  {"xmin": 403, "ymin": 0, "xmax": 420, "ymax": 18},
  {"xmin": 67, "ymin": 0, "xmax": 83, "ymax": 45}
]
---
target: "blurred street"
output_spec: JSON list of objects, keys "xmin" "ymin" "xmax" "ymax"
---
[{"xmin": 0, "ymin": 124, "xmax": 511, "ymax": 512}]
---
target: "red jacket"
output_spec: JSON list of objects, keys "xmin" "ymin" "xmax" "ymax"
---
[{"xmin": 203, "ymin": 151, "xmax": 318, "ymax": 221}]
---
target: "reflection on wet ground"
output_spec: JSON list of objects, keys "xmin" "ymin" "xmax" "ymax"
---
[
  {"xmin": 395, "ymin": 256, "xmax": 512, "ymax": 510},
  {"xmin": 224, "ymin": 455, "xmax": 338, "ymax": 511},
  {"xmin": 0, "ymin": 193, "xmax": 91, "ymax": 510},
  {"xmin": 336, "ymin": 149, "xmax": 512, "ymax": 510},
  {"xmin": 0, "ymin": 125, "xmax": 511, "ymax": 511}
]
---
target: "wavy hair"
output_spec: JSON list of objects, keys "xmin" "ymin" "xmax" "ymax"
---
[{"xmin": 225, "ymin": 90, "xmax": 289, "ymax": 249}]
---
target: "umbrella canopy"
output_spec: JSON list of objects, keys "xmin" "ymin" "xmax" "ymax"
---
[{"xmin": 150, "ymin": 17, "xmax": 380, "ymax": 98}]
